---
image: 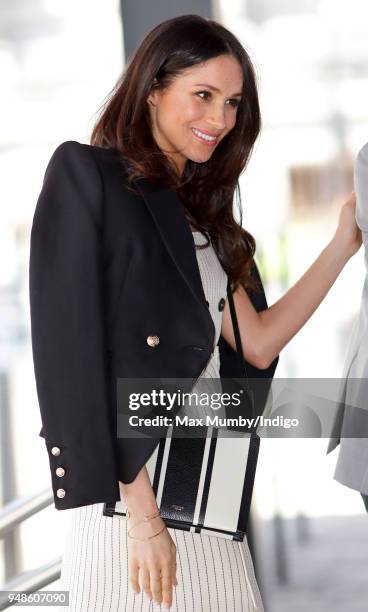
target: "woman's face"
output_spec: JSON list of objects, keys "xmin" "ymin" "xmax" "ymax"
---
[{"xmin": 147, "ymin": 54, "xmax": 243, "ymax": 176}]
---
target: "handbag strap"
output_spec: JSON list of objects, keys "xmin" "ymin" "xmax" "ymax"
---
[
  {"xmin": 226, "ymin": 277, "xmax": 258, "ymax": 436},
  {"xmin": 226, "ymin": 277, "xmax": 248, "ymax": 379}
]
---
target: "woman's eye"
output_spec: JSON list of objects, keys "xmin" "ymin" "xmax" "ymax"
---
[
  {"xmin": 196, "ymin": 91, "xmax": 210, "ymax": 100},
  {"xmin": 196, "ymin": 91, "xmax": 240, "ymax": 107},
  {"xmin": 227, "ymin": 99, "xmax": 240, "ymax": 108}
]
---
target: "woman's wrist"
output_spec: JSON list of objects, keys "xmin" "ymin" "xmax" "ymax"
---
[
  {"xmin": 126, "ymin": 508, "xmax": 166, "ymax": 540},
  {"xmin": 329, "ymin": 234, "xmax": 355, "ymax": 265},
  {"xmin": 125, "ymin": 498, "xmax": 160, "ymax": 519},
  {"xmin": 119, "ymin": 477, "xmax": 159, "ymax": 517}
]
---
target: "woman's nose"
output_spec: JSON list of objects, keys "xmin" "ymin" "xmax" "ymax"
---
[{"xmin": 206, "ymin": 106, "xmax": 226, "ymax": 130}]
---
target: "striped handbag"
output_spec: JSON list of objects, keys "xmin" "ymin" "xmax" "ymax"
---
[{"xmin": 103, "ymin": 278, "xmax": 260, "ymax": 541}]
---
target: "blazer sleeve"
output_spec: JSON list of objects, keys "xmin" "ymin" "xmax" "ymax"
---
[{"xmin": 29, "ymin": 140, "xmax": 121, "ymax": 510}]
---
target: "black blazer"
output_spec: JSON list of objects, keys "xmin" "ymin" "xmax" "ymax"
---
[{"xmin": 29, "ymin": 141, "xmax": 279, "ymax": 510}]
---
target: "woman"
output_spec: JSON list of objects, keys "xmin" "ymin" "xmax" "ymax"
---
[
  {"xmin": 327, "ymin": 141, "xmax": 368, "ymax": 512},
  {"xmin": 29, "ymin": 14, "xmax": 361, "ymax": 611}
]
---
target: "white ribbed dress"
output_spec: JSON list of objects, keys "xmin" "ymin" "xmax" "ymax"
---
[{"xmin": 58, "ymin": 231, "xmax": 264, "ymax": 611}]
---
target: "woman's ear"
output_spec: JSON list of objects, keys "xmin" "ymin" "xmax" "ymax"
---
[{"xmin": 147, "ymin": 78, "xmax": 159, "ymax": 107}]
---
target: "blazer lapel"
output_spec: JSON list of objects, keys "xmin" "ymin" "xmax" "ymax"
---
[{"xmin": 134, "ymin": 177, "xmax": 210, "ymax": 314}]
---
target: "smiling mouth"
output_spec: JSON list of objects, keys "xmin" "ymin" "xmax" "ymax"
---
[{"xmin": 191, "ymin": 128, "xmax": 219, "ymax": 146}]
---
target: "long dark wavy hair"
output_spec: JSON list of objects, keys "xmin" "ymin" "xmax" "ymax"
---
[{"xmin": 91, "ymin": 14, "xmax": 262, "ymax": 293}]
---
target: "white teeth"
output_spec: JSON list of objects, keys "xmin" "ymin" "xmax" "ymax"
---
[{"xmin": 192, "ymin": 128, "xmax": 217, "ymax": 142}]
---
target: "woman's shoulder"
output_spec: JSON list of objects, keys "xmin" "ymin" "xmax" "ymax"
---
[
  {"xmin": 39, "ymin": 140, "xmax": 133, "ymax": 204},
  {"xmin": 49, "ymin": 140, "xmax": 126, "ymax": 169},
  {"xmin": 43, "ymin": 140, "xmax": 132, "ymax": 194}
]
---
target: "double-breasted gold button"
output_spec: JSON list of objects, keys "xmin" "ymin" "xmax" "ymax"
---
[
  {"xmin": 56, "ymin": 467, "xmax": 65, "ymax": 477},
  {"xmin": 147, "ymin": 335, "xmax": 160, "ymax": 347},
  {"xmin": 51, "ymin": 446, "xmax": 61, "ymax": 456},
  {"xmin": 56, "ymin": 488, "xmax": 66, "ymax": 498}
]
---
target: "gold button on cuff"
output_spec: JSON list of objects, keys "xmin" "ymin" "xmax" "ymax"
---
[
  {"xmin": 51, "ymin": 446, "xmax": 61, "ymax": 456},
  {"xmin": 56, "ymin": 488, "xmax": 66, "ymax": 498},
  {"xmin": 147, "ymin": 335, "xmax": 160, "ymax": 347},
  {"xmin": 56, "ymin": 467, "xmax": 65, "ymax": 477}
]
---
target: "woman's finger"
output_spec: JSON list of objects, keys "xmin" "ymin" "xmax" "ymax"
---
[
  {"xmin": 129, "ymin": 560, "xmax": 140, "ymax": 594},
  {"xmin": 150, "ymin": 569, "xmax": 163, "ymax": 605},
  {"xmin": 140, "ymin": 566, "xmax": 152, "ymax": 601},
  {"xmin": 160, "ymin": 566, "xmax": 174, "ymax": 608},
  {"xmin": 161, "ymin": 569, "xmax": 172, "ymax": 608},
  {"xmin": 169, "ymin": 542, "xmax": 178, "ymax": 586},
  {"xmin": 172, "ymin": 563, "xmax": 178, "ymax": 586}
]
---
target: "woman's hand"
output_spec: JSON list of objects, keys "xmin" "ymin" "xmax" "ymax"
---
[
  {"xmin": 119, "ymin": 469, "xmax": 178, "ymax": 607},
  {"xmin": 224, "ymin": 190, "xmax": 364, "ymax": 368},
  {"xmin": 127, "ymin": 511, "xmax": 178, "ymax": 609},
  {"xmin": 333, "ymin": 191, "xmax": 362, "ymax": 258}
]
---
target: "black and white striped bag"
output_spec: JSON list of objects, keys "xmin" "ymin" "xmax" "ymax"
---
[{"xmin": 103, "ymin": 279, "xmax": 260, "ymax": 541}]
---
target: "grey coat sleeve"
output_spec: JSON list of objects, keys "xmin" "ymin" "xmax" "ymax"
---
[{"xmin": 355, "ymin": 141, "xmax": 368, "ymax": 231}]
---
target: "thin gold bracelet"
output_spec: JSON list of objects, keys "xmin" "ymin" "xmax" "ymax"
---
[
  {"xmin": 126, "ymin": 508, "xmax": 160, "ymax": 521},
  {"xmin": 126, "ymin": 508, "xmax": 165, "ymax": 541},
  {"xmin": 128, "ymin": 524, "xmax": 166, "ymax": 541}
]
